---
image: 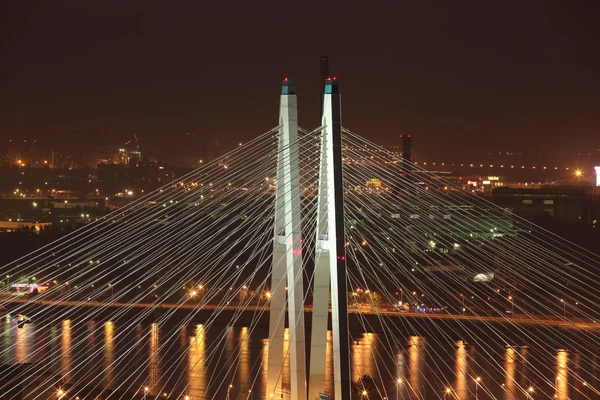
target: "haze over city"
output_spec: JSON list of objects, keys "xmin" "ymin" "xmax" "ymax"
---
[{"xmin": 2, "ymin": 1, "xmax": 600, "ymax": 162}]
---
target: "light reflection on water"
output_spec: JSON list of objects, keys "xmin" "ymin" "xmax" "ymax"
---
[
  {"xmin": 188, "ymin": 324, "xmax": 206, "ymax": 398},
  {"xmin": 503, "ymin": 346, "xmax": 516, "ymax": 400},
  {"xmin": 0, "ymin": 319, "xmax": 597, "ymax": 399},
  {"xmin": 556, "ymin": 349, "xmax": 569, "ymax": 400},
  {"xmin": 61, "ymin": 320, "xmax": 71, "ymax": 382},
  {"xmin": 104, "ymin": 321, "xmax": 115, "ymax": 389},
  {"xmin": 455, "ymin": 340, "xmax": 470, "ymax": 399},
  {"xmin": 148, "ymin": 322, "xmax": 160, "ymax": 395}
]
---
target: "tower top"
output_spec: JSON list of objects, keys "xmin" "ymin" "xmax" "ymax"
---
[
  {"xmin": 281, "ymin": 78, "xmax": 296, "ymax": 95},
  {"xmin": 324, "ymin": 77, "xmax": 339, "ymax": 94}
]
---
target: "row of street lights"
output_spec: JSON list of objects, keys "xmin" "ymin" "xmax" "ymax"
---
[
  {"xmin": 138, "ymin": 383, "xmax": 245, "ymax": 400},
  {"xmin": 50, "ymin": 372, "xmax": 594, "ymax": 399},
  {"xmin": 356, "ymin": 376, "xmax": 538, "ymax": 400}
]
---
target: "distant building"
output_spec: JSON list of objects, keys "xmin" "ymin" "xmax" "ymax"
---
[
  {"xmin": 10, "ymin": 283, "xmax": 50, "ymax": 293},
  {"xmin": 97, "ymin": 162, "xmax": 176, "ymax": 194},
  {"xmin": 0, "ymin": 221, "xmax": 52, "ymax": 233},
  {"xmin": 365, "ymin": 178, "xmax": 382, "ymax": 189},
  {"xmin": 492, "ymin": 186, "xmax": 595, "ymax": 224},
  {"xmin": 400, "ymin": 134, "xmax": 413, "ymax": 165}
]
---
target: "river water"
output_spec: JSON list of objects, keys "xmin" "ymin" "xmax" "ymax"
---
[{"xmin": 1, "ymin": 317, "xmax": 598, "ymax": 399}]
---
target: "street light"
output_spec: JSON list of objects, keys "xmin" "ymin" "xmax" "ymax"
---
[
  {"xmin": 561, "ymin": 299, "xmax": 566, "ymax": 317},
  {"xmin": 227, "ymin": 384, "xmax": 233, "ymax": 400},
  {"xmin": 474, "ymin": 377, "xmax": 481, "ymax": 399},
  {"xmin": 575, "ymin": 169, "xmax": 583, "ymax": 183},
  {"xmin": 508, "ymin": 295, "xmax": 514, "ymax": 317},
  {"xmin": 396, "ymin": 377, "xmax": 403, "ymax": 400},
  {"xmin": 444, "ymin": 388, "xmax": 452, "ymax": 399}
]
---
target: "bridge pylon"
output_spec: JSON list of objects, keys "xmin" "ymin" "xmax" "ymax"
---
[
  {"xmin": 308, "ymin": 78, "xmax": 351, "ymax": 400},
  {"xmin": 266, "ymin": 79, "xmax": 307, "ymax": 400}
]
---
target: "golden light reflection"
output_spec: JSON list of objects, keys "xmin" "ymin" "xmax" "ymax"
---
[
  {"xmin": 104, "ymin": 321, "xmax": 114, "ymax": 389},
  {"xmin": 149, "ymin": 323, "xmax": 160, "ymax": 395},
  {"xmin": 261, "ymin": 336, "xmax": 269, "ymax": 396},
  {"xmin": 188, "ymin": 324, "xmax": 206, "ymax": 398},
  {"xmin": 238, "ymin": 327, "xmax": 251, "ymax": 393},
  {"xmin": 15, "ymin": 319, "xmax": 32, "ymax": 364},
  {"xmin": 454, "ymin": 340, "xmax": 469, "ymax": 400},
  {"xmin": 408, "ymin": 336, "xmax": 424, "ymax": 398},
  {"xmin": 556, "ymin": 350, "xmax": 569, "ymax": 400},
  {"xmin": 61, "ymin": 320, "xmax": 72, "ymax": 381},
  {"xmin": 352, "ymin": 333, "xmax": 377, "ymax": 382},
  {"xmin": 503, "ymin": 346, "xmax": 517, "ymax": 400},
  {"xmin": 396, "ymin": 347, "xmax": 406, "ymax": 399}
]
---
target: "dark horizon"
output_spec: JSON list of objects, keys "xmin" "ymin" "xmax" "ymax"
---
[{"xmin": 2, "ymin": 1, "xmax": 599, "ymax": 160}]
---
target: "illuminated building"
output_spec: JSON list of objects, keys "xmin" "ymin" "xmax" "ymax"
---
[{"xmin": 365, "ymin": 178, "xmax": 382, "ymax": 189}]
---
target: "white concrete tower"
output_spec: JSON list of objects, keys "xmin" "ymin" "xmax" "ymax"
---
[
  {"xmin": 309, "ymin": 78, "xmax": 351, "ymax": 400},
  {"xmin": 266, "ymin": 79, "xmax": 307, "ymax": 400}
]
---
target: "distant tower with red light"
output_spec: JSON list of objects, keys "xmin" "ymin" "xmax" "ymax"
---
[
  {"xmin": 400, "ymin": 134, "xmax": 413, "ymax": 168},
  {"xmin": 394, "ymin": 134, "xmax": 414, "ymax": 194}
]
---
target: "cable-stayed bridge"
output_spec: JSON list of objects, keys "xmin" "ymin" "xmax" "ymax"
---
[{"xmin": 1, "ymin": 79, "xmax": 600, "ymax": 400}]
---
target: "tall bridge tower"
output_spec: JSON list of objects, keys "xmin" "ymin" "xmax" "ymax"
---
[
  {"xmin": 267, "ymin": 79, "xmax": 307, "ymax": 400},
  {"xmin": 267, "ymin": 78, "xmax": 351, "ymax": 400},
  {"xmin": 308, "ymin": 77, "xmax": 351, "ymax": 400}
]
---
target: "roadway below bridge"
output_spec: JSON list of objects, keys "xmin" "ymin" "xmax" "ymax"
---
[{"xmin": 4, "ymin": 298, "xmax": 599, "ymax": 333}]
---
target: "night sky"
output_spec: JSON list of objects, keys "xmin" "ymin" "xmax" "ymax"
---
[{"xmin": 2, "ymin": 1, "xmax": 599, "ymax": 160}]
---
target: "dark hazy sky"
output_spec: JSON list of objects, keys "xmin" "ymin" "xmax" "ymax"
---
[{"xmin": 2, "ymin": 1, "xmax": 599, "ymax": 159}]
